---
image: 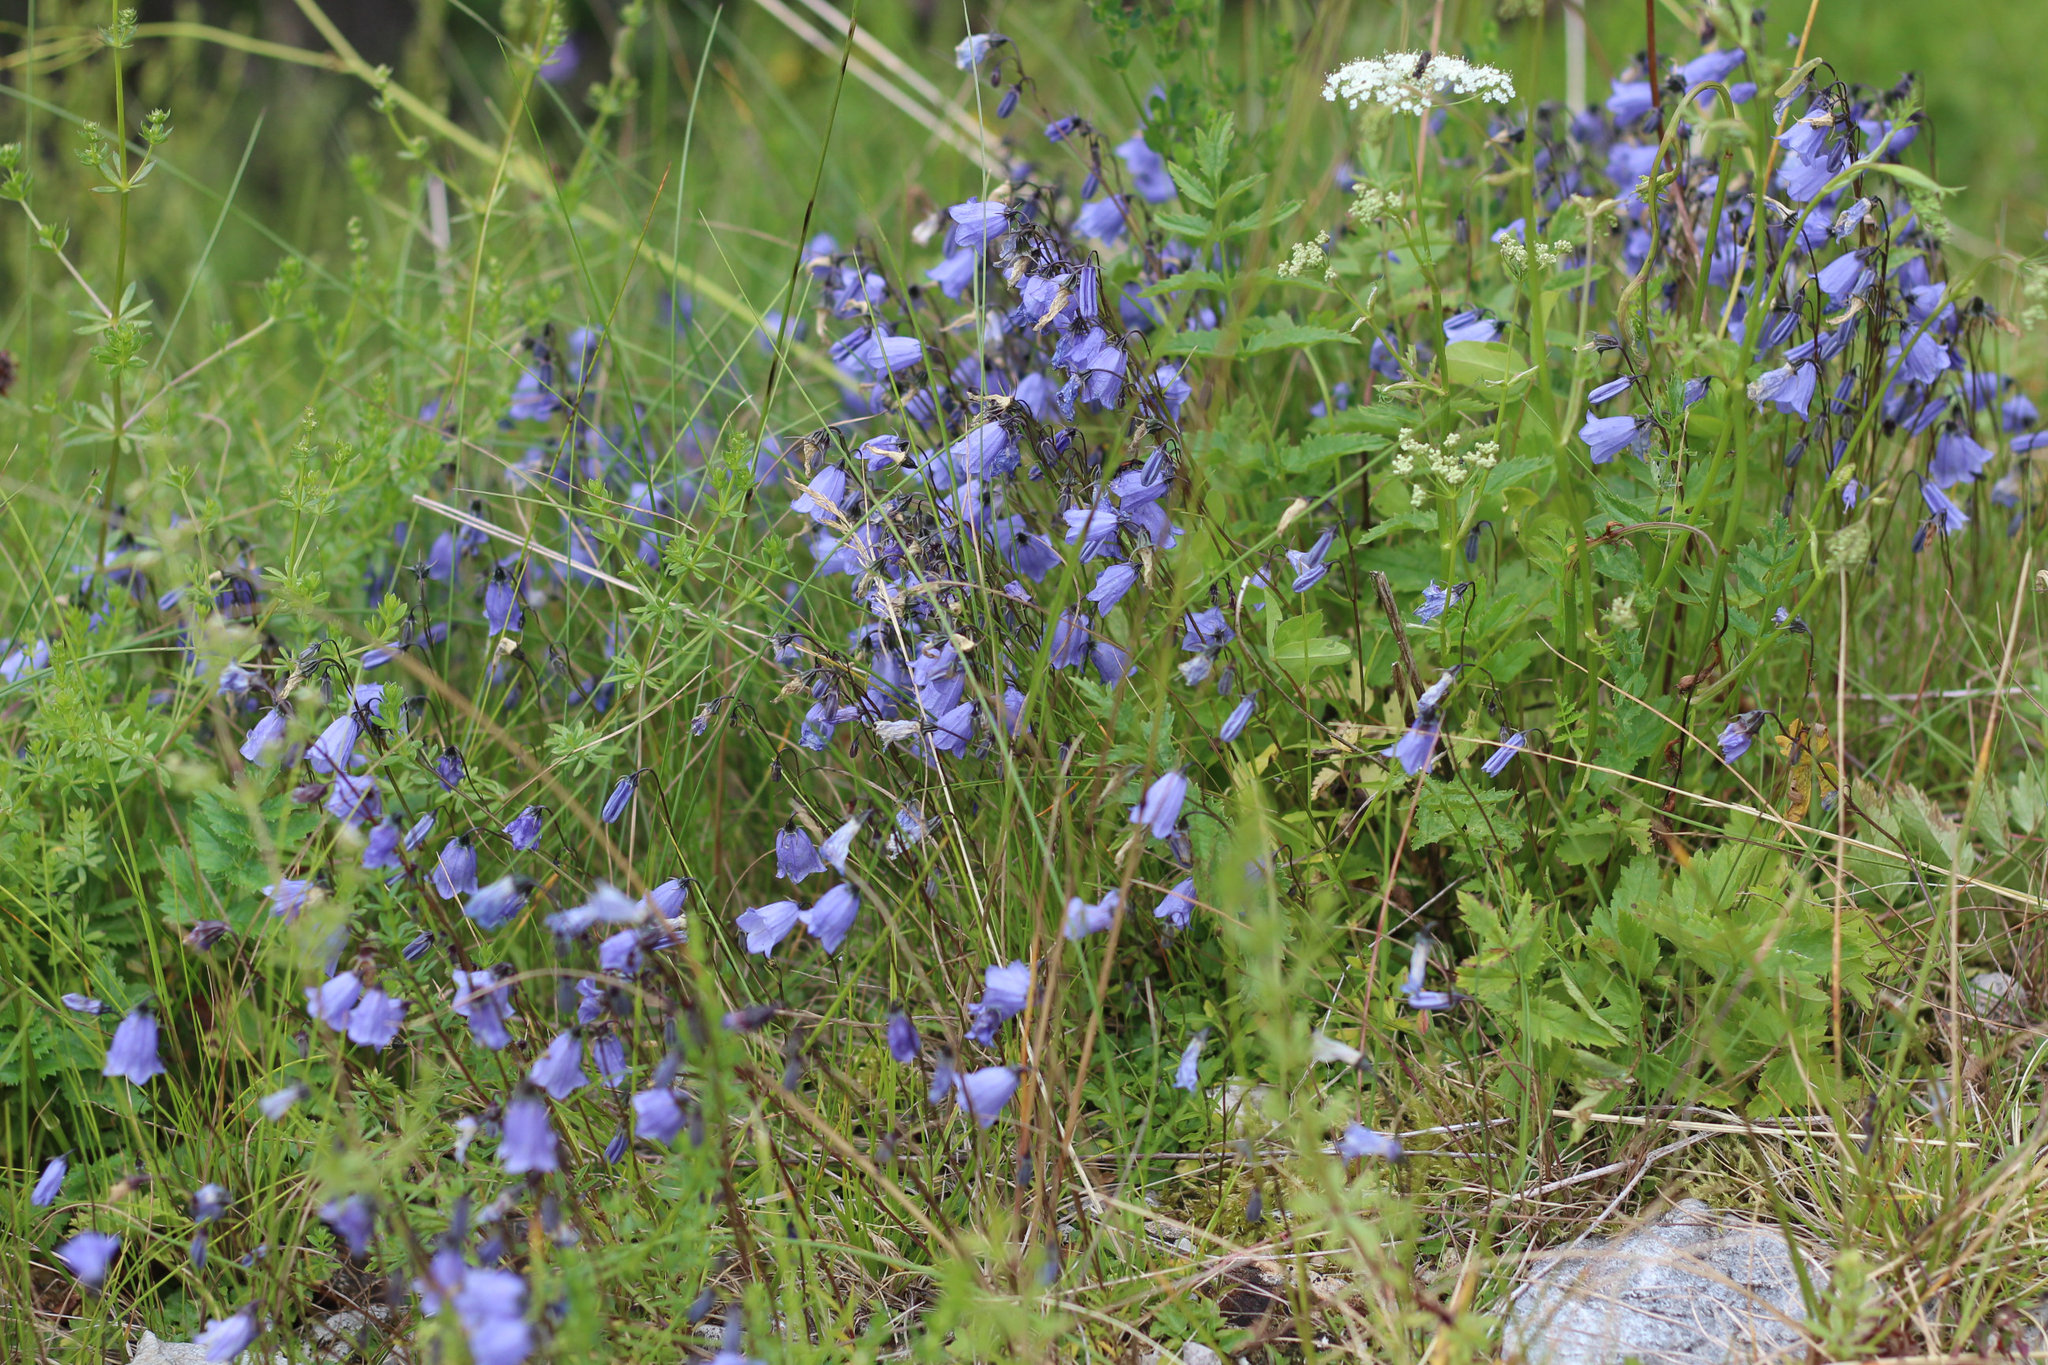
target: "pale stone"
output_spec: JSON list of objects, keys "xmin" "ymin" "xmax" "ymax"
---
[
  {"xmin": 130, "ymin": 1334, "xmax": 208, "ymax": 1365},
  {"xmin": 1967, "ymin": 971, "xmax": 2028, "ymax": 1023},
  {"xmin": 1502, "ymin": 1199, "xmax": 1827, "ymax": 1365}
]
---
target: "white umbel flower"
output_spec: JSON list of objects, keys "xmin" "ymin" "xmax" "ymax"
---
[{"xmin": 1323, "ymin": 52, "xmax": 1517, "ymax": 115}]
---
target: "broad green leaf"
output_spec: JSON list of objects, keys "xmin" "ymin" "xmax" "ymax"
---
[
  {"xmin": 1443, "ymin": 340, "xmax": 1531, "ymax": 396},
  {"xmin": 1271, "ymin": 610, "xmax": 1351, "ymax": 675}
]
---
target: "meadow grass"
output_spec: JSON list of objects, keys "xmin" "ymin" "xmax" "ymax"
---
[{"xmin": 2, "ymin": 1, "xmax": 2047, "ymax": 1362}]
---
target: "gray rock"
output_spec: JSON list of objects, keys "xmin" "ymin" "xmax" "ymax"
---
[
  {"xmin": 1967, "ymin": 971, "xmax": 2028, "ymax": 1023},
  {"xmin": 1138, "ymin": 1343, "xmax": 1224, "ymax": 1365},
  {"xmin": 131, "ymin": 1334, "xmax": 209, "ymax": 1365},
  {"xmin": 1502, "ymin": 1199, "xmax": 1827, "ymax": 1365}
]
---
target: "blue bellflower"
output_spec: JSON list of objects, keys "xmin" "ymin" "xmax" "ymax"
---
[
  {"xmin": 193, "ymin": 1305, "xmax": 262, "ymax": 1363},
  {"xmin": 103, "ymin": 1008, "xmax": 167, "ymax": 1086},
  {"xmin": 432, "ymin": 838, "xmax": 479, "ymax": 898},
  {"xmin": 528, "ymin": 1032, "xmax": 589, "ymax": 1100},
  {"xmin": 1062, "ymin": 890, "xmax": 1122, "ymax": 940},
  {"xmin": 453, "ymin": 969, "xmax": 517, "ymax": 1050},
  {"xmin": 1337, "ymin": 1124, "xmax": 1403, "ymax": 1162},
  {"xmin": 601, "ymin": 773, "xmax": 640, "ymax": 824},
  {"xmin": 31, "ymin": 1155, "xmax": 66, "ymax": 1207},
  {"xmin": 58, "ymin": 1230, "xmax": 121, "ymax": 1289},
  {"xmin": 1129, "ymin": 770, "xmax": 1190, "ymax": 839},
  {"xmin": 775, "ymin": 824, "xmax": 827, "ymax": 882},
  {"xmin": 737, "ymin": 899, "xmax": 802, "ymax": 956},
  {"xmin": 1718, "ymin": 710, "xmax": 1768, "ymax": 763},
  {"xmin": 802, "ymin": 883, "xmax": 861, "ymax": 954},
  {"xmin": 346, "ymin": 989, "xmax": 405, "ymax": 1050},
  {"xmin": 1287, "ymin": 528, "xmax": 1337, "ymax": 592},
  {"xmin": 1482, "ymin": 729, "xmax": 1528, "ymax": 777},
  {"xmin": 1219, "ymin": 693, "xmax": 1258, "ymax": 743},
  {"xmin": 1154, "ymin": 878, "xmax": 1198, "ymax": 929},
  {"xmin": 498, "ymin": 1090, "xmax": 559, "ymax": 1173},
  {"xmin": 465, "ymin": 876, "xmax": 532, "ymax": 931},
  {"xmin": 1580, "ymin": 413, "xmax": 1651, "ymax": 463},
  {"xmin": 1172, "ymin": 1031, "xmax": 1207, "ymax": 1092},
  {"xmin": 503, "ymin": 806, "xmax": 546, "ymax": 851},
  {"xmin": 633, "ymin": 1087, "xmax": 686, "ymax": 1145},
  {"xmin": 953, "ymin": 1064, "xmax": 1022, "ymax": 1128},
  {"xmin": 1921, "ymin": 478, "xmax": 1969, "ymax": 533},
  {"xmin": 886, "ymin": 1009, "xmax": 921, "ymax": 1063},
  {"xmin": 967, "ymin": 961, "xmax": 1031, "ymax": 1045},
  {"xmin": 320, "ymin": 1194, "xmax": 375, "ymax": 1257}
]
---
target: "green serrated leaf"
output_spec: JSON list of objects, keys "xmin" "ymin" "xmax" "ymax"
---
[
  {"xmin": 1137, "ymin": 269, "xmax": 1233, "ymax": 298},
  {"xmin": 1279, "ymin": 431, "xmax": 1386, "ymax": 472},
  {"xmin": 1163, "ymin": 162, "xmax": 1217, "ymax": 210},
  {"xmin": 1240, "ymin": 319, "xmax": 1357, "ymax": 354},
  {"xmin": 1152, "ymin": 211, "xmax": 1213, "ymax": 239},
  {"xmin": 1223, "ymin": 199, "xmax": 1303, "ymax": 236}
]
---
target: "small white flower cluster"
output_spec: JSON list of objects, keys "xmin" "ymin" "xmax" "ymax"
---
[
  {"xmin": 1277, "ymin": 230, "xmax": 1337, "ymax": 283},
  {"xmin": 2021, "ymin": 262, "xmax": 2048, "ymax": 332},
  {"xmin": 1497, "ymin": 234, "xmax": 1578, "ymax": 278},
  {"xmin": 1348, "ymin": 185, "xmax": 1408, "ymax": 224},
  {"xmin": 1323, "ymin": 53, "xmax": 1517, "ymax": 116},
  {"xmin": 1391, "ymin": 427, "xmax": 1501, "ymax": 501}
]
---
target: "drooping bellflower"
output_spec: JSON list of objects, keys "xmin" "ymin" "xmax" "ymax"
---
[
  {"xmin": 498, "ymin": 1089, "xmax": 559, "ymax": 1174},
  {"xmin": 886, "ymin": 1009, "xmax": 922, "ymax": 1063},
  {"xmin": 1482, "ymin": 729, "xmax": 1528, "ymax": 777},
  {"xmin": 1383, "ymin": 710, "xmax": 1444, "ymax": 777},
  {"xmin": 1413, "ymin": 580, "xmax": 1468, "ymax": 622},
  {"xmin": 801, "ymin": 883, "xmax": 860, "ymax": 954},
  {"xmin": 1920, "ymin": 478, "xmax": 1969, "ymax": 533},
  {"xmin": 1062, "ymin": 890, "xmax": 1121, "ymax": 940},
  {"xmin": 465, "ymin": 876, "xmax": 532, "ymax": 931},
  {"xmin": 103, "ymin": 1008, "xmax": 167, "ymax": 1086},
  {"xmin": 305, "ymin": 971, "xmax": 362, "ymax": 1031},
  {"xmin": 737, "ymin": 899, "xmax": 802, "ymax": 955},
  {"xmin": 1129, "ymin": 770, "xmax": 1190, "ymax": 839},
  {"xmin": 453, "ymin": 1267, "xmax": 534, "ymax": 1365},
  {"xmin": 31, "ymin": 1155, "xmax": 66, "ymax": 1207},
  {"xmin": 601, "ymin": 773, "xmax": 640, "ymax": 824},
  {"xmin": 193, "ymin": 1306, "xmax": 262, "ymax": 1364},
  {"xmin": 432, "ymin": 838, "xmax": 479, "ymax": 898},
  {"xmin": 453, "ymin": 969, "xmax": 517, "ymax": 1050},
  {"xmin": 346, "ymin": 989, "xmax": 405, "ymax": 1050},
  {"xmin": 1336, "ymin": 1124, "xmax": 1403, "ymax": 1162},
  {"xmin": 1153, "ymin": 878, "xmax": 1198, "ymax": 929},
  {"xmin": 632, "ymin": 1087, "xmax": 686, "ymax": 1146},
  {"xmin": 1172, "ymin": 1031, "xmax": 1207, "ymax": 1092},
  {"xmin": 1718, "ymin": 710, "xmax": 1768, "ymax": 763},
  {"xmin": 320, "ymin": 1193, "xmax": 375, "ymax": 1257},
  {"xmin": 1286, "ymin": 528, "xmax": 1336, "ymax": 592},
  {"xmin": 967, "ymin": 961, "xmax": 1031, "ymax": 1046},
  {"xmin": 1580, "ymin": 413, "xmax": 1651, "ymax": 464},
  {"xmin": 57, "ymin": 1230, "xmax": 120, "ymax": 1289},
  {"xmin": 953, "ymin": 1064, "xmax": 1022, "ymax": 1128},
  {"xmin": 503, "ymin": 806, "xmax": 546, "ymax": 851},
  {"xmin": 775, "ymin": 824, "xmax": 827, "ymax": 882},
  {"xmin": 528, "ymin": 1032, "xmax": 589, "ymax": 1100}
]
